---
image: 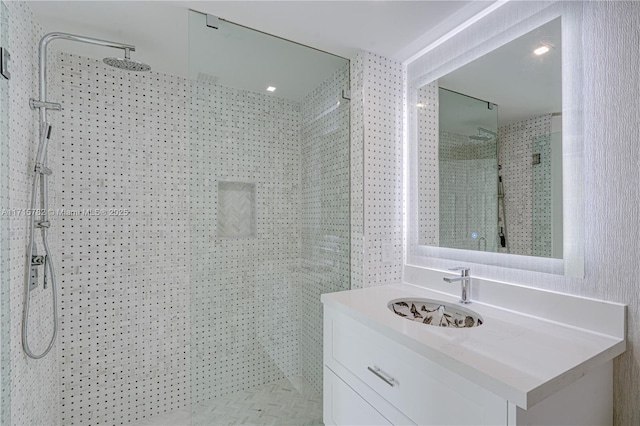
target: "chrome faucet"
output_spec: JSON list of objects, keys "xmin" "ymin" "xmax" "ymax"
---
[{"xmin": 443, "ymin": 267, "xmax": 472, "ymax": 304}]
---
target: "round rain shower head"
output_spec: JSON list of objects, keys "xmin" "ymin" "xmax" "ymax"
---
[
  {"xmin": 468, "ymin": 135, "xmax": 491, "ymax": 141},
  {"xmin": 103, "ymin": 57, "xmax": 151, "ymax": 72}
]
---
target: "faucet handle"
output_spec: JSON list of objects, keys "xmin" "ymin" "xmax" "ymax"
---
[{"xmin": 448, "ymin": 267, "xmax": 470, "ymax": 276}]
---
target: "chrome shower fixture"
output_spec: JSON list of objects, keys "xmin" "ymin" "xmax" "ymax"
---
[
  {"xmin": 468, "ymin": 135, "xmax": 491, "ymax": 141},
  {"xmin": 23, "ymin": 32, "xmax": 150, "ymax": 360},
  {"xmin": 103, "ymin": 47, "xmax": 151, "ymax": 71}
]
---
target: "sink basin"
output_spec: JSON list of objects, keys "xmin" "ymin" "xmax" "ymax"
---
[{"xmin": 389, "ymin": 299, "xmax": 483, "ymax": 328}]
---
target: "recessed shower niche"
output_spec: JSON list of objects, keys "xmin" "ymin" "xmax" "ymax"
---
[{"xmin": 217, "ymin": 181, "xmax": 256, "ymax": 238}]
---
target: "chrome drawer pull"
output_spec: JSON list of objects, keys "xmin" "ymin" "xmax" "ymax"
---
[{"xmin": 367, "ymin": 366, "xmax": 396, "ymax": 387}]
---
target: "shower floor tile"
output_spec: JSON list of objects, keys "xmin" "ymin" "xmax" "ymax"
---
[{"xmin": 132, "ymin": 376, "xmax": 322, "ymax": 426}]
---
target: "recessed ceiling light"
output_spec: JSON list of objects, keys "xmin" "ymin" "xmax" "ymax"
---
[
  {"xmin": 266, "ymin": 86, "xmax": 276, "ymax": 92},
  {"xmin": 533, "ymin": 45, "xmax": 550, "ymax": 56},
  {"xmin": 416, "ymin": 103, "xmax": 426, "ymax": 108}
]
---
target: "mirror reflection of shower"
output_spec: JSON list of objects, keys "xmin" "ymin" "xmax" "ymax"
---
[
  {"xmin": 430, "ymin": 86, "xmax": 562, "ymax": 258},
  {"xmin": 416, "ymin": 18, "xmax": 563, "ymax": 259},
  {"xmin": 438, "ymin": 88, "xmax": 499, "ymax": 253},
  {"xmin": 497, "ymin": 164, "xmax": 509, "ymax": 253}
]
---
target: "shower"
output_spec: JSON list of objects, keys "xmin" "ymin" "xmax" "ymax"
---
[
  {"xmin": 22, "ymin": 32, "xmax": 150, "ymax": 359},
  {"xmin": 468, "ymin": 126, "xmax": 509, "ymax": 252}
]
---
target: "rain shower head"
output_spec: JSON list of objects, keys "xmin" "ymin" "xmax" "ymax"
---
[
  {"xmin": 103, "ymin": 47, "xmax": 150, "ymax": 72},
  {"xmin": 103, "ymin": 57, "xmax": 151, "ymax": 71}
]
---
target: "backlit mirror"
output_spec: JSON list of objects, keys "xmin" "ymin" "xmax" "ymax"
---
[{"xmin": 415, "ymin": 18, "xmax": 562, "ymax": 259}]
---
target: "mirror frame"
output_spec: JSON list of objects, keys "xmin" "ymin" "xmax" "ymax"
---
[{"xmin": 405, "ymin": 1, "xmax": 584, "ymax": 277}]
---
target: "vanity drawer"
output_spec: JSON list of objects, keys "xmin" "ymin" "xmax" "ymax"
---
[
  {"xmin": 324, "ymin": 367, "xmax": 393, "ymax": 426},
  {"xmin": 324, "ymin": 307, "xmax": 507, "ymax": 426}
]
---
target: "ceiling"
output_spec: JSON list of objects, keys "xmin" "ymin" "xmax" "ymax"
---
[
  {"xmin": 29, "ymin": 1, "xmax": 496, "ymax": 82},
  {"xmin": 188, "ymin": 11, "xmax": 348, "ymax": 101}
]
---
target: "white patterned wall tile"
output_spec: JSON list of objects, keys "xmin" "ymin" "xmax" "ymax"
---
[
  {"xmin": 360, "ymin": 51, "xmax": 404, "ymax": 287},
  {"xmin": 0, "ymin": 3, "xmax": 11, "ymax": 424},
  {"xmin": 349, "ymin": 53, "xmax": 365, "ymax": 290},
  {"xmin": 416, "ymin": 82, "xmax": 439, "ymax": 246},
  {"xmin": 217, "ymin": 181, "xmax": 256, "ymax": 238},
  {"xmin": 299, "ymin": 64, "xmax": 350, "ymax": 393},
  {"xmin": 6, "ymin": 2, "xmax": 60, "ymax": 425},
  {"xmin": 438, "ymin": 129, "xmax": 498, "ymax": 252},
  {"xmin": 53, "ymin": 52, "xmax": 190, "ymax": 425},
  {"xmin": 532, "ymin": 133, "xmax": 553, "ymax": 256},
  {"xmin": 498, "ymin": 114, "xmax": 552, "ymax": 256}
]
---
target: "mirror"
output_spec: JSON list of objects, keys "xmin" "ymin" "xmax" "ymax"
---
[{"xmin": 415, "ymin": 18, "xmax": 562, "ymax": 259}]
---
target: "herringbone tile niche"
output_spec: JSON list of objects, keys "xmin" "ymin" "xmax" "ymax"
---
[{"xmin": 217, "ymin": 181, "xmax": 257, "ymax": 238}]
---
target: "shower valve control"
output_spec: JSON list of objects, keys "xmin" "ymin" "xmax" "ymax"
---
[{"xmin": 29, "ymin": 255, "xmax": 45, "ymax": 291}]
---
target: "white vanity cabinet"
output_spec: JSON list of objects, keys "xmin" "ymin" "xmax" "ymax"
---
[
  {"xmin": 323, "ymin": 306, "xmax": 506, "ymax": 426},
  {"xmin": 323, "ymin": 305, "xmax": 615, "ymax": 426}
]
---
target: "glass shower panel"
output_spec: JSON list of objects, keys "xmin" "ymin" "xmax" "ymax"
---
[
  {"xmin": 188, "ymin": 10, "xmax": 349, "ymax": 425},
  {"xmin": 0, "ymin": 2, "xmax": 10, "ymax": 424},
  {"xmin": 438, "ymin": 88, "xmax": 498, "ymax": 252},
  {"xmin": 0, "ymin": 2, "xmax": 11, "ymax": 425}
]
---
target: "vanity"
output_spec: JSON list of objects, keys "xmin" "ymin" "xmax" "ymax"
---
[
  {"xmin": 322, "ymin": 3, "xmax": 627, "ymax": 424},
  {"xmin": 321, "ymin": 276, "xmax": 626, "ymax": 425}
]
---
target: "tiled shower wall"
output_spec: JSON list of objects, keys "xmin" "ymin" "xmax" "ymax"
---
[
  {"xmin": 189, "ymin": 80, "xmax": 302, "ymax": 403},
  {"xmin": 439, "ymin": 131, "xmax": 498, "ymax": 252},
  {"xmin": 53, "ymin": 52, "xmax": 190, "ymax": 425},
  {"xmin": 49, "ymin": 51, "xmax": 351, "ymax": 423},
  {"xmin": 416, "ymin": 82, "xmax": 439, "ymax": 247},
  {"xmin": 498, "ymin": 114, "xmax": 552, "ymax": 256},
  {"xmin": 5, "ymin": 2, "xmax": 60, "ymax": 425},
  {"xmin": 0, "ymin": 3, "xmax": 10, "ymax": 424},
  {"xmin": 299, "ymin": 64, "xmax": 350, "ymax": 392},
  {"xmin": 350, "ymin": 51, "xmax": 403, "ymax": 289}
]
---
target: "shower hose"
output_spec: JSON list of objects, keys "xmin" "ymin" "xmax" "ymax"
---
[{"xmin": 22, "ymin": 121, "xmax": 58, "ymax": 359}]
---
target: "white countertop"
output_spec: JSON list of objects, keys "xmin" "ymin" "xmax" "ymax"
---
[{"xmin": 321, "ymin": 283, "xmax": 626, "ymax": 409}]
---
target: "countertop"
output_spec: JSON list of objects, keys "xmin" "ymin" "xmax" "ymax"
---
[{"xmin": 321, "ymin": 283, "xmax": 626, "ymax": 409}]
